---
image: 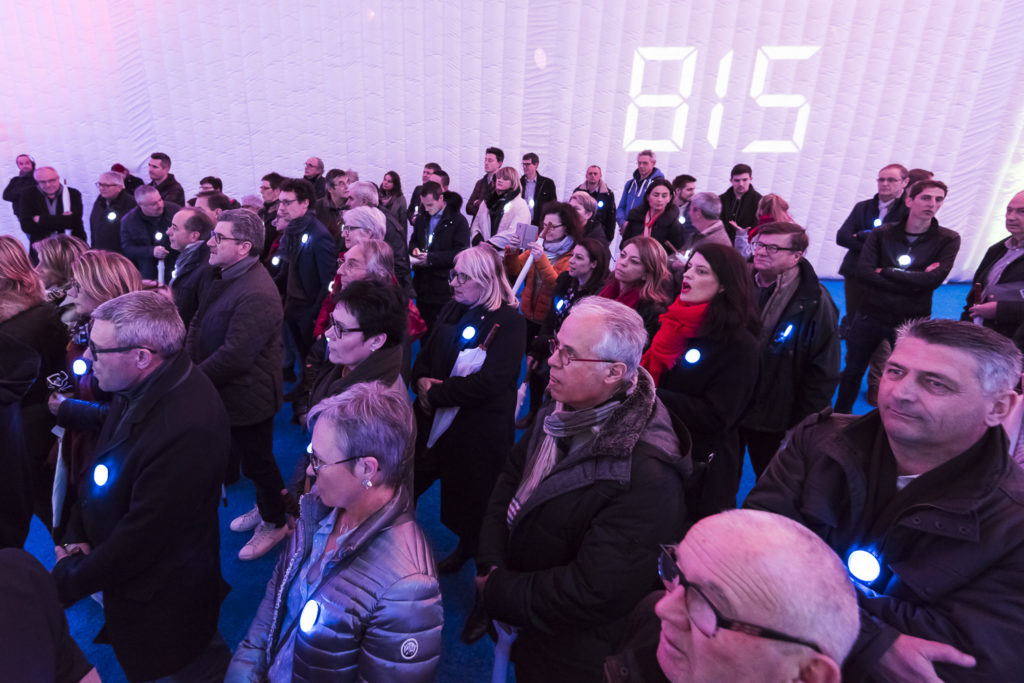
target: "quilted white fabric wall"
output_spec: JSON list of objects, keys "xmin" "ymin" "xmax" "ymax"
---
[{"xmin": 2, "ymin": 0, "xmax": 1023, "ymax": 280}]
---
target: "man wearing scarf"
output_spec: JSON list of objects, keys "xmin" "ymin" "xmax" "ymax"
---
[
  {"xmin": 18, "ymin": 166, "xmax": 86, "ymax": 248},
  {"xmin": 740, "ymin": 221, "xmax": 839, "ymax": 478},
  {"xmin": 474, "ymin": 297, "xmax": 691, "ymax": 682}
]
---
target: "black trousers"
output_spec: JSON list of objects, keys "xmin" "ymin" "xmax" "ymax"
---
[
  {"xmin": 739, "ymin": 428, "xmax": 786, "ymax": 480},
  {"xmin": 231, "ymin": 417, "xmax": 287, "ymax": 527},
  {"xmin": 835, "ymin": 314, "xmax": 897, "ymax": 413}
]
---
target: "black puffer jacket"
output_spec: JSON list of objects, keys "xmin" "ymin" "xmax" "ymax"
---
[
  {"xmin": 226, "ymin": 489, "xmax": 443, "ymax": 682},
  {"xmin": 742, "ymin": 259, "xmax": 840, "ymax": 432},
  {"xmin": 478, "ymin": 369, "xmax": 692, "ymax": 682},
  {"xmin": 186, "ymin": 257, "xmax": 283, "ymax": 426},
  {"xmin": 89, "ymin": 191, "xmax": 137, "ymax": 252}
]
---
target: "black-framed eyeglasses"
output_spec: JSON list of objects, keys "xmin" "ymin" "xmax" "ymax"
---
[
  {"xmin": 449, "ymin": 270, "xmax": 472, "ymax": 285},
  {"xmin": 657, "ymin": 545, "xmax": 824, "ymax": 654},
  {"xmin": 211, "ymin": 231, "xmax": 249, "ymax": 245},
  {"xmin": 329, "ymin": 316, "xmax": 363, "ymax": 338},
  {"xmin": 542, "ymin": 221, "xmax": 563, "ymax": 231},
  {"xmin": 547, "ymin": 338, "xmax": 616, "ymax": 367},
  {"xmin": 309, "ymin": 453, "xmax": 361, "ymax": 476},
  {"xmin": 750, "ymin": 241, "xmax": 799, "ymax": 256},
  {"xmin": 87, "ymin": 339, "xmax": 156, "ymax": 357}
]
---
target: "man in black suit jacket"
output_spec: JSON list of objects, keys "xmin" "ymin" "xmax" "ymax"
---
[
  {"xmin": 520, "ymin": 152, "xmax": 557, "ymax": 226},
  {"xmin": 18, "ymin": 166, "xmax": 86, "ymax": 248},
  {"xmin": 165, "ymin": 206, "xmax": 214, "ymax": 329},
  {"xmin": 148, "ymin": 152, "xmax": 186, "ymax": 206},
  {"xmin": 52, "ymin": 291, "xmax": 231, "ymax": 682}
]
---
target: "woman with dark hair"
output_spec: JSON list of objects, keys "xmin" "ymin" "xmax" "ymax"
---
[
  {"xmin": 0, "ymin": 236, "xmax": 67, "ymax": 539},
  {"xmin": 379, "ymin": 171, "xmax": 407, "ymax": 226},
  {"xmin": 643, "ymin": 242, "xmax": 760, "ymax": 518},
  {"xmin": 503, "ymin": 201, "xmax": 583, "ymax": 343},
  {"xmin": 599, "ymin": 236, "xmax": 674, "ymax": 345},
  {"xmin": 517, "ymin": 237, "xmax": 611, "ymax": 427},
  {"xmin": 412, "ymin": 245, "xmax": 525, "ymax": 572},
  {"xmin": 469, "ymin": 167, "xmax": 531, "ymax": 247},
  {"xmin": 621, "ymin": 177, "xmax": 683, "ymax": 251}
]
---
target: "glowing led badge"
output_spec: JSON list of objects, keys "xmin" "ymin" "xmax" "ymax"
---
[
  {"xmin": 683, "ymin": 348, "xmax": 702, "ymax": 364},
  {"xmin": 299, "ymin": 599, "xmax": 320, "ymax": 633},
  {"xmin": 93, "ymin": 464, "xmax": 109, "ymax": 487},
  {"xmin": 847, "ymin": 549, "xmax": 881, "ymax": 583},
  {"xmin": 72, "ymin": 358, "xmax": 89, "ymax": 376}
]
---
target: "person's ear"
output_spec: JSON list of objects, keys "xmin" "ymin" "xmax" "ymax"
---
[
  {"xmin": 361, "ymin": 456, "xmax": 381, "ymax": 479},
  {"xmin": 797, "ymin": 654, "xmax": 841, "ymax": 683},
  {"xmin": 604, "ymin": 361, "xmax": 628, "ymax": 385},
  {"xmin": 985, "ymin": 389, "xmax": 1018, "ymax": 427},
  {"xmin": 366, "ymin": 333, "xmax": 387, "ymax": 352}
]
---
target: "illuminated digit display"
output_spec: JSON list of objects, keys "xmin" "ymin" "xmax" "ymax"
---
[{"xmin": 624, "ymin": 45, "xmax": 821, "ymax": 153}]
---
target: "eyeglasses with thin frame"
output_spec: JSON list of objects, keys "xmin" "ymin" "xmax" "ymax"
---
[
  {"xmin": 211, "ymin": 231, "xmax": 249, "ymax": 245},
  {"xmin": 750, "ymin": 241, "xmax": 799, "ymax": 256},
  {"xmin": 449, "ymin": 270, "xmax": 472, "ymax": 285},
  {"xmin": 95, "ymin": 182, "xmax": 121, "ymax": 189},
  {"xmin": 329, "ymin": 315, "xmax": 363, "ymax": 339},
  {"xmin": 542, "ymin": 220, "xmax": 563, "ymax": 231},
  {"xmin": 547, "ymin": 338, "xmax": 616, "ymax": 367},
  {"xmin": 309, "ymin": 453, "xmax": 361, "ymax": 476},
  {"xmin": 657, "ymin": 544, "xmax": 824, "ymax": 654}
]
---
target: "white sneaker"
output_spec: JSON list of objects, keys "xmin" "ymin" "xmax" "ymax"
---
[
  {"xmin": 230, "ymin": 505, "xmax": 261, "ymax": 533},
  {"xmin": 238, "ymin": 522, "xmax": 289, "ymax": 561}
]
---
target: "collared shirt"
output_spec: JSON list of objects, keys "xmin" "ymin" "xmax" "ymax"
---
[
  {"xmin": 270, "ymin": 508, "xmax": 353, "ymax": 682},
  {"xmin": 524, "ymin": 178, "xmax": 537, "ymax": 208},
  {"xmin": 426, "ymin": 210, "xmax": 442, "ymax": 246},
  {"xmin": 877, "ymin": 196, "xmax": 896, "ymax": 223},
  {"xmin": 983, "ymin": 237, "xmax": 1024, "ymax": 288},
  {"xmin": 44, "ymin": 193, "xmax": 59, "ymax": 215}
]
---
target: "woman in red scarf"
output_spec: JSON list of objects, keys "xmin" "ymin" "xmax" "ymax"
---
[
  {"xmin": 599, "ymin": 236, "xmax": 674, "ymax": 346},
  {"xmin": 643, "ymin": 243, "xmax": 760, "ymax": 519},
  {"xmin": 621, "ymin": 178, "xmax": 683, "ymax": 252}
]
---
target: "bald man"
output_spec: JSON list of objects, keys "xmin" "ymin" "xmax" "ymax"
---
[
  {"xmin": 964, "ymin": 191, "xmax": 1024, "ymax": 349},
  {"xmin": 653, "ymin": 509, "xmax": 857, "ymax": 683}
]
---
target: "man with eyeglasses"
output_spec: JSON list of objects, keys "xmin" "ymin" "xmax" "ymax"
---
[
  {"xmin": 474, "ymin": 297, "xmax": 690, "ymax": 681},
  {"xmin": 302, "ymin": 156, "xmax": 327, "ymax": 200},
  {"xmin": 89, "ymin": 170, "xmax": 136, "ymax": 252},
  {"xmin": 836, "ymin": 164, "xmax": 910, "ymax": 334},
  {"xmin": 52, "ymin": 291, "xmax": 232, "ymax": 682},
  {"xmin": 18, "ymin": 166, "xmax": 86, "ymax": 249},
  {"xmin": 739, "ymin": 221, "xmax": 840, "ymax": 478},
  {"xmin": 188, "ymin": 209, "xmax": 289, "ymax": 561},
  {"xmin": 520, "ymin": 152, "xmax": 557, "ymax": 226},
  {"xmin": 313, "ymin": 169, "xmax": 349, "ymax": 239},
  {"xmin": 120, "ymin": 185, "xmax": 180, "ymax": 283},
  {"xmin": 747, "ymin": 319, "xmax": 1024, "ymax": 681},
  {"xmin": 645, "ymin": 509, "xmax": 858, "ymax": 683}
]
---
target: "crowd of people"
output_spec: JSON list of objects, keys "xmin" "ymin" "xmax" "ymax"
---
[{"xmin": 2, "ymin": 146, "xmax": 1024, "ymax": 682}]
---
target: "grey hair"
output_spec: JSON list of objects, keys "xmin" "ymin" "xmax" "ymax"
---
[
  {"xmin": 307, "ymin": 382, "xmax": 414, "ymax": 490},
  {"xmin": 98, "ymin": 171, "xmax": 125, "ymax": 187},
  {"xmin": 691, "ymin": 192, "xmax": 722, "ymax": 220},
  {"xmin": 240, "ymin": 194, "xmax": 262, "ymax": 210},
  {"xmin": 134, "ymin": 185, "xmax": 161, "ymax": 202},
  {"xmin": 343, "ymin": 206, "xmax": 386, "ymax": 241},
  {"xmin": 92, "ymin": 290, "xmax": 185, "ymax": 356},
  {"xmin": 570, "ymin": 191, "xmax": 597, "ymax": 216},
  {"xmin": 566, "ymin": 297, "xmax": 646, "ymax": 381},
  {"xmin": 347, "ymin": 181, "xmax": 380, "ymax": 208},
  {"xmin": 218, "ymin": 208, "xmax": 266, "ymax": 257},
  {"xmin": 358, "ymin": 238, "xmax": 395, "ymax": 283},
  {"xmin": 896, "ymin": 318, "xmax": 1023, "ymax": 394},
  {"xmin": 683, "ymin": 509, "xmax": 860, "ymax": 665}
]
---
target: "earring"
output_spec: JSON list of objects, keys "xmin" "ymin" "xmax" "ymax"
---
[{"xmin": 362, "ymin": 479, "xmax": 373, "ymax": 489}]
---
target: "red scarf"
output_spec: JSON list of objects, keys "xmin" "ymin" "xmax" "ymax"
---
[
  {"xmin": 599, "ymin": 278, "xmax": 642, "ymax": 309},
  {"xmin": 644, "ymin": 209, "xmax": 664, "ymax": 237},
  {"xmin": 641, "ymin": 298, "xmax": 709, "ymax": 385}
]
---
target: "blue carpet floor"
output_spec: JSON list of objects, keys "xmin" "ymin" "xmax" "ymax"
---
[{"xmin": 22, "ymin": 280, "xmax": 972, "ymax": 682}]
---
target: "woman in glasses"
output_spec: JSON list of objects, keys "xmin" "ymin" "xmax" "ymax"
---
[
  {"xmin": 228, "ymin": 383, "xmax": 443, "ymax": 683},
  {"xmin": 49, "ymin": 250, "xmax": 142, "ymax": 533},
  {"xmin": 600, "ymin": 236, "xmax": 675, "ymax": 346},
  {"xmin": 643, "ymin": 243, "xmax": 759, "ymax": 519},
  {"xmin": 411, "ymin": 244, "xmax": 526, "ymax": 573},
  {"xmin": 469, "ymin": 166, "xmax": 531, "ymax": 247},
  {"xmin": 0, "ymin": 236, "xmax": 69, "ymax": 541}
]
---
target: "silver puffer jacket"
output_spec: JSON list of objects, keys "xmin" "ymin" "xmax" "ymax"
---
[{"xmin": 226, "ymin": 487, "xmax": 443, "ymax": 682}]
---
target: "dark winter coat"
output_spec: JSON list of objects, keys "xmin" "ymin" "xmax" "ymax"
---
[
  {"xmin": 520, "ymin": 173, "xmax": 558, "ymax": 225},
  {"xmin": 119, "ymin": 202, "xmax": 181, "ymax": 282},
  {"xmin": 622, "ymin": 203, "xmax": 684, "ymax": 251},
  {"xmin": 745, "ymin": 410, "xmax": 1024, "ymax": 682},
  {"xmin": 718, "ymin": 185, "xmax": 762, "ymax": 242},
  {"xmin": 836, "ymin": 194, "xmax": 909, "ymax": 277},
  {"xmin": 3, "ymin": 173, "xmax": 36, "ymax": 218},
  {"xmin": 150, "ymin": 173, "xmax": 186, "ymax": 206},
  {"xmin": 409, "ymin": 204, "xmax": 471, "ymax": 305},
  {"xmin": 52, "ymin": 350, "xmax": 230, "ymax": 682},
  {"xmin": 18, "ymin": 187, "xmax": 86, "ymax": 244},
  {"xmin": 856, "ymin": 218, "xmax": 960, "ymax": 325},
  {"xmin": 658, "ymin": 328, "xmax": 759, "ymax": 518},
  {"xmin": 574, "ymin": 182, "xmax": 617, "ymax": 241},
  {"xmin": 962, "ymin": 238, "xmax": 1024, "ymax": 348},
  {"xmin": 412, "ymin": 302, "xmax": 525, "ymax": 539},
  {"xmin": 0, "ymin": 334, "xmax": 39, "ymax": 550},
  {"xmin": 170, "ymin": 242, "xmax": 212, "ymax": 330},
  {"xmin": 742, "ymin": 259, "xmax": 841, "ymax": 432},
  {"xmin": 187, "ymin": 257, "xmax": 283, "ymax": 426},
  {"xmin": 477, "ymin": 369, "xmax": 691, "ymax": 682},
  {"xmin": 89, "ymin": 191, "xmax": 136, "ymax": 252}
]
